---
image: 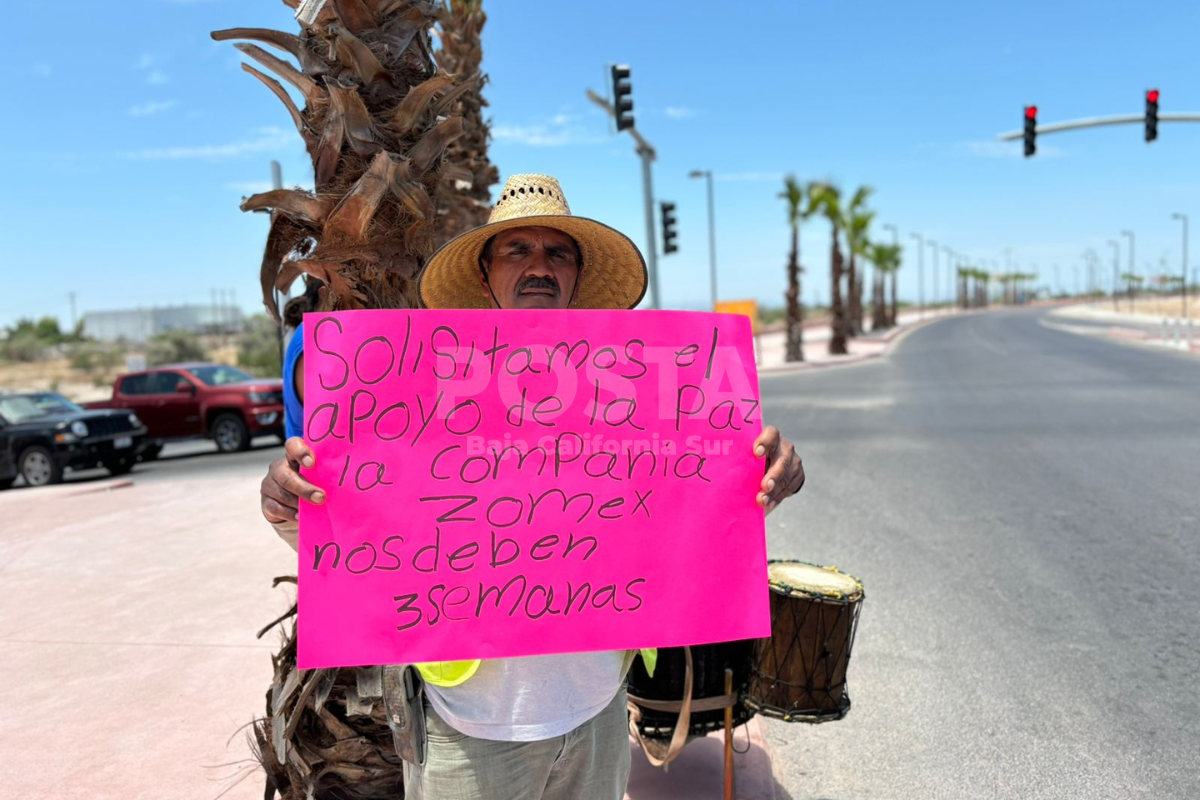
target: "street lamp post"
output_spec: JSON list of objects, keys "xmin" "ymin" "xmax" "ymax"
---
[
  {"xmin": 689, "ymin": 170, "xmax": 718, "ymax": 310},
  {"xmin": 1108, "ymin": 240, "xmax": 1120, "ymax": 312},
  {"xmin": 1172, "ymin": 213, "xmax": 1189, "ymax": 318},
  {"xmin": 1121, "ymin": 229, "xmax": 1135, "ymax": 312},
  {"xmin": 943, "ymin": 246, "xmax": 955, "ymax": 308},
  {"xmin": 927, "ymin": 239, "xmax": 939, "ymax": 310},
  {"xmin": 910, "ymin": 232, "xmax": 925, "ymax": 319}
]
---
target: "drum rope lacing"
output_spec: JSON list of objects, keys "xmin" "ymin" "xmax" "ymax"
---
[{"xmin": 747, "ymin": 560, "xmax": 864, "ymax": 724}]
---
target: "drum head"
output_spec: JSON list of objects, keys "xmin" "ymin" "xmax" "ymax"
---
[{"xmin": 767, "ymin": 560, "xmax": 863, "ymax": 602}]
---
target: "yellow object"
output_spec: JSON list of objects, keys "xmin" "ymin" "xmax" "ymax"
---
[
  {"xmin": 416, "ymin": 648, "xmax": 657, "ymax": 688},
  {"xmin": 415, "ymin": 659, "xmax": 482, "ymax": 688},
  {"xmin": 715, "ymin": 299, "xmax": 760, "ymax": 334}
]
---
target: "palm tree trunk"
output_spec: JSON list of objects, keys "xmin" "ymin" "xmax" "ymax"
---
[
  {"xmin": 846, "ymin": 251, "xmax": 860, "ymax": 336},
  {"xmin": 785, "ymin": 224, "xmax": 804, "ymax": 362},
  {"xmin": 878, "ymin": 271, "xmax": 888, "ymax": 331},
  {"xmin": 889, "ymin": 269, "xmax": 898, "ymax": 326},
  {"xmin": 829, "ymin": 224, "xmax": 849, "ymax": 355}
]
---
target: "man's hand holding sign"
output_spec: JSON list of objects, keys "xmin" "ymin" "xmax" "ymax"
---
[{"xmin": 259, "ymin": 174, "xmax": 805, "ymax": 800}]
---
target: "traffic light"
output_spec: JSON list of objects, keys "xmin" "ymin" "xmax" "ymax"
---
[
  {"xmin": 1023, "ymin": 105, "xmax": 1037, "ymax": 157},
  {"xmin": 1145, "ymin": 89, "xmax": 1159, "ymax": 142},
  {"xmin": 611, "ymin": 65, "xmax": 634, "ymax": 131},
  {"xmin": 660, "ymin": 202, "xmax": 678, "ymax": 255}
]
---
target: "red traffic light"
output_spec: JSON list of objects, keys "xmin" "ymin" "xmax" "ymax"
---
[
  {"xmin": 1025, "ymin": 106, "xmax": 1038, "ymax": 119},
  {"xmin": 1147, "ymin": 89, "xmax": 1160, "ymax": 103}
]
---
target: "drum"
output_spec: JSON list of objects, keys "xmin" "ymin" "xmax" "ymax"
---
[
  {"xmin": 626, "ymin": 640, "xmax": 756, "ymax": 740},
  {"xmin": 745, "ymin": 560, "xmax": 864, "ymax": 723}
]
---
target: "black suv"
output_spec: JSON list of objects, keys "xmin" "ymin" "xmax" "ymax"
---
[{"xmin": 0, "ymin": 392, "xmax": 149, "ymax": 489}]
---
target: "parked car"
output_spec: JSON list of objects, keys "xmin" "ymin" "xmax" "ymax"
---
[
  {"xmin": 0, "ymin": 392, "xmax": 149, "ymax": 488},
  {"xmin": 84, "ymin": 363, "xmax": 285, "ymax": 456}
]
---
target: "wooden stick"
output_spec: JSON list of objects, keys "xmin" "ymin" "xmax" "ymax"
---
[{"xmin": 724, "ymin": 668, "xmax": 734, "ymax": 800}]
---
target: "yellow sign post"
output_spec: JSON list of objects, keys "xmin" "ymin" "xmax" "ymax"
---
[{"xmin": 715, "ymin": 300, "xmax": 761, "ymax": 364}]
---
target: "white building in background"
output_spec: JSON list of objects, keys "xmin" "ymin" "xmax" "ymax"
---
[{"xmin": 81, "ymin": 304, "xmax": 245, "ymax": 343}]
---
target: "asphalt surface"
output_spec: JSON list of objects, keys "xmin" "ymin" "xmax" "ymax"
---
[
  {"xmin": 759, "ymin": 308, "xmax": 1200, "ymax": 799},
  {"xmin": 8, "ymin": 435, "xmax": 285, "ymax": 490}
]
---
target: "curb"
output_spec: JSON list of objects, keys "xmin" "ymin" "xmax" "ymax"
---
[
  {"xmin": 758, "ymin": 313, "xmax": 951, "ymax": 376},
  {"xmin": 62, "ymin": 479, "xmax": 135, "ymax": 496},
  {"xmin": 1, "ymin": 478, "xmax": 135, "ymax": 501}
]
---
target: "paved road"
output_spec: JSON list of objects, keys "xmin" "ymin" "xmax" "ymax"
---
[
  {"xmin": 6, "ymin": 435, "xmax": 285, "ymax": 491},
  {"xmin": 759, "ymin": 308, "xmax": 1200, "ymax": 799}
]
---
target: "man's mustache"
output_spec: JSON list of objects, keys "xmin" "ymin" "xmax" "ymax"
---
[{"xmin": 516, "ymin": 276, "xmax": 560, "ymax": 296}]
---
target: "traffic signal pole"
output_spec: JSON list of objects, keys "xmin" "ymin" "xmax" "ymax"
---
[
  {"xmin": 586, "ymin": 83, "xmax": 662, "ymax": 309},
  {"xmin": 1000, "ymin": 89, "xmax": 1200, "ymax": 152}
]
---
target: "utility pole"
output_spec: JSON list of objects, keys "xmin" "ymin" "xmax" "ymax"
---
[
  {"xmin": 689, "ymin": 169, "xmax": 718, "ymax": 310},
  {"xmin": 587, "ymin": 77, "xmax": 661, "ymax": 309},
  {"xmin": 1172, "ymin": 213, "xmax": 1189, "ymax": 318},
  {"xmin": 68, "ymin": 292, "xmax": 77, "ymax": 332},
  {"xmin": 271, "ymin": 160, "xmax": 285, "ymax": 366}
]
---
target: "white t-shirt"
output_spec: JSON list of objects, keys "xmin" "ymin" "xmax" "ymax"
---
[{"xmin": 424, "ymin": 651, "xmax": 627, "ymax": 742}]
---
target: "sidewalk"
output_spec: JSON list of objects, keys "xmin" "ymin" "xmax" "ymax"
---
[
  {"xmin": 755, "ymin": 308, "xmax": 961, "ymax": 374},
  {"xmin": 0, "ymin": 475, "xmax": 295, "ymax": 800},
  {"xmin": 1052, "ymin": 303, "xmax": 1200, "ymax": 354}
]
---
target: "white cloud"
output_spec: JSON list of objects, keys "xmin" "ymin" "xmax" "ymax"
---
[
  {"xmin": 716, "ymin": 171, "xmax": 783, "ymax": 183},
  {"xmin": 136, "ymin": 53, "xmax": 169, "ymax": 86},
  {"xmin": 964, "ymin": 140, "xmax": 1064, "ymax": 159},
  {"xmin": 123, "ymin": 126, "xmax": 296, "ymax": 160},
  {"xmin": 31, "ymin": 63, "xmax": 52, "ymax": 78},
  {"xmin": 492, "ymin": 121, "xmax": 604, "ymax": 148},
  {"xmin": 130, "ymin": 100, "xmax": 178, "ymax": 117},
  {"xmin": 665, "ymin": 106, "xmax": 696, "ymax": 120}
]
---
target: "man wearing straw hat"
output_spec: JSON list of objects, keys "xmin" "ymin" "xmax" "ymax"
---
[{"xmin": 261, "ymin": 174, "xmax": 806, "ymax": 799}]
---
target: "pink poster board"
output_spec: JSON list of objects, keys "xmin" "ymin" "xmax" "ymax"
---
[{"xmin": 298, "ymin": 309, "xmax": 769, "ymax": 669}]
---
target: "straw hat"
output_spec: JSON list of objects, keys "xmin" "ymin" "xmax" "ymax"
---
[{"xmin": 419, "ymin": 174, "xmax": 648, "ymax": 309}]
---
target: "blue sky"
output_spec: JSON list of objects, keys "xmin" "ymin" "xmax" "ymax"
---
[{"xmin": 4, "ymin": 0, "xmax": 1198, "ymax": 329}]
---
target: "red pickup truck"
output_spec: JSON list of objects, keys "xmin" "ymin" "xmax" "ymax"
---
[{"xmin": 86, "ymin": 362, "xmax": 284, "ymax": 457}]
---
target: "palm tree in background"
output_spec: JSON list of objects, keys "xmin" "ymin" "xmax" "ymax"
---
[
  {"xmin": 1121, "ymin": 272, "xmax": 1144, "ymax": 311},
  {"xmin": 810, "ymin": 183, "xmax": 849, "ymax": 355},
  {"xmin": 781, "ymin": 176, "xmax": 817, "ymax": 362},
  {"xmin": 871, "ymin": 243, "xmax": 902, "ymax": 327},
  {"xmin": 868, "ymin": 242, "xmax": 894, "ymax": 330},
  {"xmin": 843, "ymin": 186, "xmax": 875, "ymax": 335}
]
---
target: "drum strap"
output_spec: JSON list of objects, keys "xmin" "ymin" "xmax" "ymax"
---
[
  {"xmin": 628, "ymin": 695, "xmax": 737, "ymax": 714},
  {"xmin": 627, "ymin": 645, "xmax": 708, "ymax": 768}
]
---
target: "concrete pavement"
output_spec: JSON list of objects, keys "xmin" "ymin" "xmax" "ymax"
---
[{"xmin": 0, "ymin": 470, "xmax": 295, "ymax": 800}]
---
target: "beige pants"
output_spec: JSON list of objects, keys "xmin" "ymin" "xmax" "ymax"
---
[{"xmin": 402, "ymin": 686, "xmax": 631, "ymax": 800}]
